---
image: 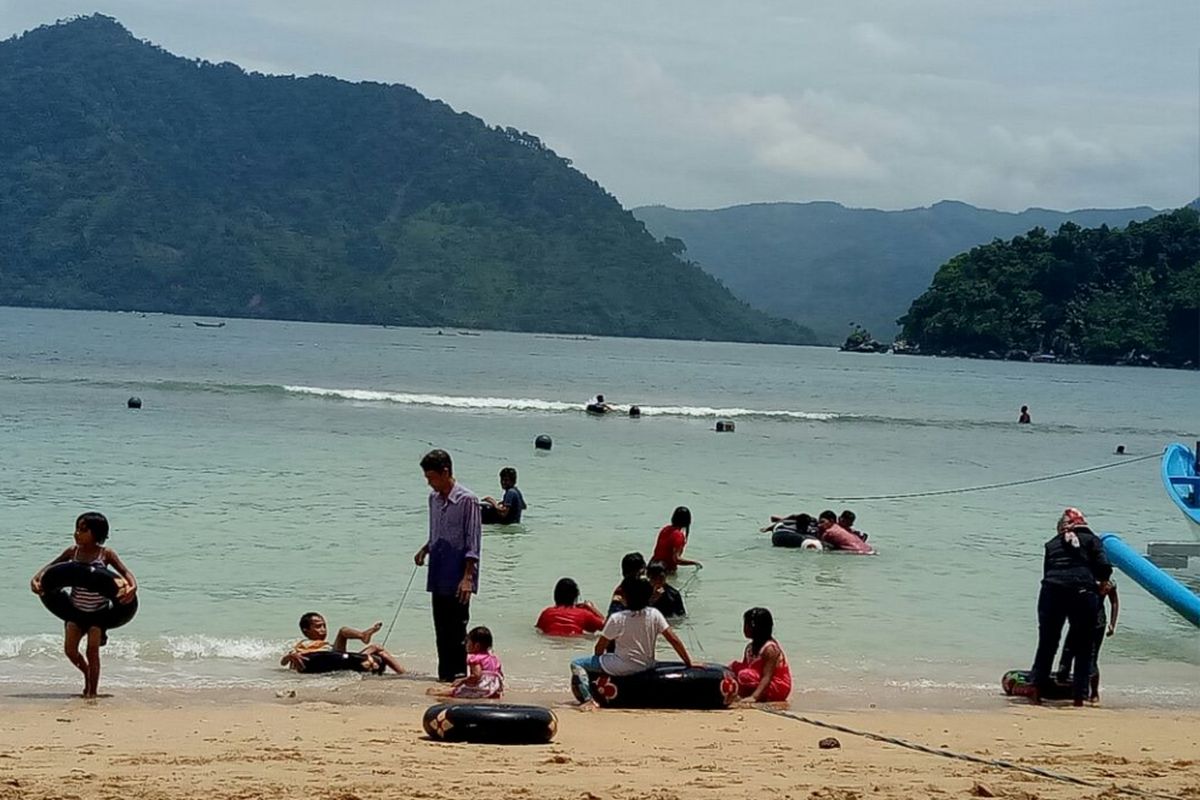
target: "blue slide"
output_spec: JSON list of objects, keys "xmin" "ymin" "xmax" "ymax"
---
[{"xmin": 1100, "ymin": 533, "xmax": 1200, "ymax": 628}]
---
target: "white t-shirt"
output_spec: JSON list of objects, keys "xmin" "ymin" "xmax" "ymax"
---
[{"xmin": 598, "ymin": 607, "xmax": 669, "ymax": 676}]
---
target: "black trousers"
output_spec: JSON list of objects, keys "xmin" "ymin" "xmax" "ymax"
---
[
  {"xmin": 431, "ymin": 592, "xmax": 470, "ymax": 682},
  {"xmin": 1031, "ymin": 583, "xmax": 1099, "ymax": 702}
]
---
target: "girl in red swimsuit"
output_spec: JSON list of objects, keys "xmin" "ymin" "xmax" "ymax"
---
[{"xmin": 729, "ymin": 607, "xmax": 792, "ymax": 703}]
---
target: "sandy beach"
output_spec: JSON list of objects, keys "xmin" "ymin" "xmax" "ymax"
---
[{"xmin": 2, "ymin": 682, "xmax": 1198, "ymax": 800}]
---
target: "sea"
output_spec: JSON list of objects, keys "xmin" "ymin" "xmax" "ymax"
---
[{"xmin": 1, "ymin": 307, "xmax": 1197, "ymax": 707}]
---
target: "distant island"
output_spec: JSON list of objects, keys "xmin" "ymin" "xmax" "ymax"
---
[
  {"xmin": 897, "ymin": 207, "xmax": 1200, "ymax": 367},
  {"xmin": 0, "ymin": 15, "xmax": 815, "ymax": 345}
]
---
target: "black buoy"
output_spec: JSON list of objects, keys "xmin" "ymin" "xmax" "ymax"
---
[
  {"xmin": 1115, "ymin": 444, "xmax": 1126, "ymax": 455},
  {"xmin": 127, "ymin": 397, "xmax": 142, "ymax": 410},
  {"xmin": 715, "ymin": 420, "xmax": 735, "ymax": 432},
  {"xmin": 629, "ymin": 405, "xmax": 641, "ymax": 418},
  {"xmin": 534, "ymin": 434, "xmax": 552, "ymax": 451}
]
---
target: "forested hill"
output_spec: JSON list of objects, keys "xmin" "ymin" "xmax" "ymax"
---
[
  {"xmin": 0, "ymin": 16, "xmax": 815, "ymax": 344},
  {"xmin": 634, "ymin": 201, "xmax": 1164, "ymax": 343},
  {"xmin": 899, "ymin": 207, "xmax": 1200, "ymax": 366}
]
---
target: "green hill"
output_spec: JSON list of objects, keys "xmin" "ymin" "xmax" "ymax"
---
[
  {"xmin": 899, "ymin": 207, "xmax": 1200, "ymax": 366},
  {"xmin": 633, "ymin": 201, "xmax": 1164, "ymax": 343},
  {"xmin": 0, "ymin": 15, "xmax": 814, "ymax": 344}
]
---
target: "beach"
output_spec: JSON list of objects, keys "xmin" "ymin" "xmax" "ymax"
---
[{"xmin": 2, "ymin": 682, "xmax": 1199, "ymax": 800}]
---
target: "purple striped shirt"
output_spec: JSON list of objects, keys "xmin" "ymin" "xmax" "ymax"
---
[{"xmin": 426, "ymin": 481, "xmax": 482, "ymax": 596}]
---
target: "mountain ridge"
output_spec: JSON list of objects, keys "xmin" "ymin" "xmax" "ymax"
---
[
  {"xmin": 634, "ymin": 199, "xmax": 1174, "ymax": 342},
  {"xmin": 0, "ymin": 15, "xmax": 815, "ymax": 344}
]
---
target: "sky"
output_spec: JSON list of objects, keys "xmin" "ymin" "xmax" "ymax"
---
[{"xmin": 2, "ymin": 1, "xmax": 1198, "ymax": 212}]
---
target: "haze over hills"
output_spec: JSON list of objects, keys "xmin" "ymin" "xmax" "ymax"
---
[
  {"xmin": 0, "ymin": 15, "xmax": 815, "ymax": 345},
  {"xmin": 633, "ymin": 201, "xmax": 1168, "ymax": 343}
]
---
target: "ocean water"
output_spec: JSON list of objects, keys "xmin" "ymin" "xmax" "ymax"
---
[{"xmin": 1, "ymin": 307, "xmax": 1197, "ymax": 704}]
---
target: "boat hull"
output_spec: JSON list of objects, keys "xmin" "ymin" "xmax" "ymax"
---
[{"xmin": 1160, "ymin": 443, "xmax": 1200, "ymax": 541}]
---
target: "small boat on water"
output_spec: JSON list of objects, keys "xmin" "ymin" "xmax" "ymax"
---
[
  {"xmin": 194, "ymin": 321, "xmax": 226, "ymax": 328},
  {"xmin": 1160, "ymin": 442, "xmax": 1200, "ymax": 540}
]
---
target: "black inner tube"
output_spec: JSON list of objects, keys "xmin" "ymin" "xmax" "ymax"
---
[
  {"xmin": 574, "ymin": 662, "xmax": 738, "ymax": 709},
  {"xmin": 39, "ymin": 561, "xmax": 138, "ymax": 630},
  {"xmin": 423, "ymin": 703, "xmax": 558, "ymax": 744},
  {"xmin": 295, "ymin": 650, "xmax": 383, "ymax": 674}
]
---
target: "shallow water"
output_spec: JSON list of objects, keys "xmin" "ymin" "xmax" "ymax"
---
[{"xmin": 1, "ymin": 307, "xmax": 1197, "ymax": 703}]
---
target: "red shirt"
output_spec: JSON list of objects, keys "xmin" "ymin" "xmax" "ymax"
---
[
  {"xmin": 536, "ymin": 605, "xmax": 605, "ymax": 637},
  {"xmin": 652, "ymin": 524, "xmax": 687, "ymax": 571}
]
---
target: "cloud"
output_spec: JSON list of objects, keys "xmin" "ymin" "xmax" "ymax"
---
[
  {"xmin": 719, "ymin": 94, "xmax": 883, "ymax": 180},
  {"xmin": 0, "ymin": 0, "xmax": 1195, "ymax": 211}
]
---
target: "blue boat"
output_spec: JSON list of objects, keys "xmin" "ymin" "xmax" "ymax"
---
[{"xmin": 1160, "ymin": 442, "xmax": 1200, "ymax": 540}]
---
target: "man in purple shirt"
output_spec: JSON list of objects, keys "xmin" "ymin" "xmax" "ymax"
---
[{"xmin": 413, "ymin": 449, "xmax": 481, "ymax": 682}]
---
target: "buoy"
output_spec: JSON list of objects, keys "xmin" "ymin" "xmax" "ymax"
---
[
  {"xmin": 629, "ymin": 406, "xmax": 641, "ymax": 418},
  {"xmin": 127, "ymin": 397, "xmax": 142, "ymax": 409},
  {"xmin": 715, "ymin": 420, "xmax": 735, "ymax": 432},
  {"xmin": 534, "ymin": 434, "xmax": 552, "ymax": 451}
]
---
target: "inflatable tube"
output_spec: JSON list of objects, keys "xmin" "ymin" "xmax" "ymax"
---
[
  {"xmin": 585, "ymin": 403, "xmax": 608, "ymax": 415},
  {"xmin": 1000, "ymin": 669, "xmax": 1072, "ymax": 700},
  {"xmin": 573, "ymin": 662, "xmax": 738, "ymax": 709},
  {"xmin": 423, "ymin": 703, "xmax": 558, "ymax": 744},
  {"xmin": 770, "ymin": 523, "xmax": 822, "ymax": 549},
  {"xmin": 295, "ymin": 650, "xmax": 384, "ymax": 674},
  {"xmin": 39, "ymin": 561, "xmax": 138, "ymax": 631},
  {"xmin": 1101, "ymin": 533, "xmax": 1200, "ymax": 628},
  {"xmin": 480, "ymin": 504, "xmax": 503, "ymax": 525}
]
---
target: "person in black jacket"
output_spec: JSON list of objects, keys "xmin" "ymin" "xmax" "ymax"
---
[{"xmin": 1029, "ymin": 507, "xmax": 1113, "ymax": 705}]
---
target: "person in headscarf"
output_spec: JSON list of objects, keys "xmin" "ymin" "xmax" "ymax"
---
[{"xmin": 1028, "ymin": 507, "xmax": 1112, "ymax": 705}]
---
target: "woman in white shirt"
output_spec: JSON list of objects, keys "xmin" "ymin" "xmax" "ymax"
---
[{"xmin": 569, "ymin": 576, "xmax": 693, "ymax": 707}]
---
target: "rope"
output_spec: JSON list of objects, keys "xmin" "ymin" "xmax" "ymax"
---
[
  {"xmin": 826, "ymin": 452, "xmax": 1159, "ymax": 502},
  {"xmin": 756, "ymin": 707, "xmax": 1182, "ymax": 800},
  {"xmin": 380, "ymin": 564, "xmax": 420, "ymax": 649}
]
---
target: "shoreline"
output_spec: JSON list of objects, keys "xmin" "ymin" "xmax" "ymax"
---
[{"xmin": 1, "ymin": 689, "xmax": 1197, "ymax": 800}]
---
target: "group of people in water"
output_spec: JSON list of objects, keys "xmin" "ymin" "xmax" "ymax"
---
[
  {"xmin": 30, "ymin": 448, "xmax": 1112, "ymax": 710},
  {"xmin": 760, "ymin": 508, "xmax": 875, "ymax": 554}
]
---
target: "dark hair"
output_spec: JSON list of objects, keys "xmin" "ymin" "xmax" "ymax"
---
[
  {"xmin": 467, "ymin": 626, "xmax": 493, "ymax": 650},
  {"xmin": 670, "ymin": 506, "xmax": 691, "ymax": 531},
  {"xmin": 419, "ymin": 449, "xmax": 453, "ymax": 474},
  {"xmin": 597, "ymin": 394, "xmax": 605, "ymax": 402},
  {"xmin": 76, "ymin": 511, "xmax": 109, "ymax": 543},
  {"xmin": 620, "ymin": 552, "xmax": 646, "ymax": 579},
  {"xmin": 744, "ymin": 607, "xmax": 774, "ymax": 655},
  {"xmin": 1021, "ymin": 405, "xmax": 1029, "ymax": 412},
  {"xmin": 818, "ymin": 510, "xmax": 837, "ymax": 523},
  {"xmin": 299, "ymin": 612, "xmax": 323, "ymax": 633},
  {"xmin": 645, "ymin": 561, "xmax": 666, "ymax": 578},
  {"xmin": 553, "ymin": 577, "xmax": 580, "ymax": 606},
  {"xmin": 839, "ymin": 509, "xmax": 856, "ymax": 525},
  {"xmin": 622, "ymin": 577, "xmax": 653, "ymax": 611},
  {"xmin": 499, "ymin": 466, "xmax": 517, "ymax": 483}
]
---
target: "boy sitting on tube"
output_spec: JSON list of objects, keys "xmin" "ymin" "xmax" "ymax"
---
[{"xmin": 280, "ymin": 612, "xmax": 405, "ymax": 674}]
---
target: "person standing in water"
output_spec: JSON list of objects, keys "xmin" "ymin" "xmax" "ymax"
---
[
  {"xmin": 1028, "ymin": 507, "xmax": 1111, "ymax": 706},
  {"xmin": 1019, "ymin": 405, "xmax": 1032, "ymax": 424},
  {"xmin": 651, "ymin": 506, "xmax": 702, "ymax": 574},
  {"xmin": 413, "ymin": 449, "xmax": 482, "ymax": 682}
]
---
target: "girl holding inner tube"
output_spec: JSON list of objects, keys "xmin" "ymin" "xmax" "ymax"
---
[{"xmin": 29, "ymin": 512, "xmax": 137, "ymax": 699}]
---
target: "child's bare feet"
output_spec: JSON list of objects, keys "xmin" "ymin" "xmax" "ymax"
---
[
  {"xmin": 577, "ymin": 699, "xmax": 601, "ymax": 712},
  {"xmin": 361, "ymin": 622, "xmax": 383, "ymax": 644}
]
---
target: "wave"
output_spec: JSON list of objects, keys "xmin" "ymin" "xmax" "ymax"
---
[
  {"xmin": 0, "ymin": 634, "xmax": 286, "ymax": 662},
  {"xmin": 2, "ymin": 374, "xmax": 1180, "ymax": 435},
  {"xmin": 282, "ymin": 385, "xmax": 840, "ymax": 420}
]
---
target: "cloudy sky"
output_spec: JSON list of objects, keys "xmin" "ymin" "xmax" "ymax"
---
[{"xmin": 3, "ymin": 1, "xmax": 1197, "ymax": 212}]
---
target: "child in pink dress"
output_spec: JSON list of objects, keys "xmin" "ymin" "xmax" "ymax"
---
[{"xmin": 428, "ymin": 626, "xmax": 504, "ymax": 699}]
